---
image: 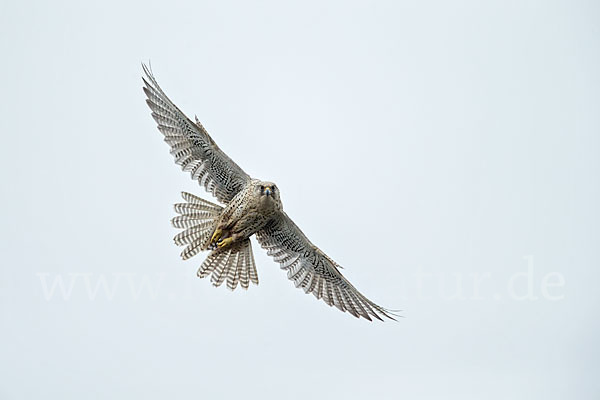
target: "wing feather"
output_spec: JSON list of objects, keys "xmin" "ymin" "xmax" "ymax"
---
[
  {"xmin": 142, "ymin": 64, "xmax": 251, "ymax": 204},
  {"xmin": 256, "ymin": 213, "xmax": 398, "ymax": 321}
]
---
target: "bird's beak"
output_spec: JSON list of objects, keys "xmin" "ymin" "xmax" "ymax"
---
[{"xmin": 264, "ymin": 186, "xmax": 272, "ymax": 196}]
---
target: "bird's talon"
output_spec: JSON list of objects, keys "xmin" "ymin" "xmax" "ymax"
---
[
  {"xmin": 210, "ymin": 228, "xmax": 222, "ymax": 244},
  {"xmin": 217, "ymin": 237, "xmax": 233, "ymax": 248}
]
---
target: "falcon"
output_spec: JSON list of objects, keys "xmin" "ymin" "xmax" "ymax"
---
[{"xmin": 142, "ymin": 64, "xmax": 397, "ymax": 321}]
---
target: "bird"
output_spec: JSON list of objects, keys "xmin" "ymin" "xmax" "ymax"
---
[{"xmin": 142, "ymin": 64, "xmax": 397, "ymax": 321}]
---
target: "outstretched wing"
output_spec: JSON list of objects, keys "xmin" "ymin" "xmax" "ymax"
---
[
  {"xmin": 256, "ymin": 213, "xmax": 398, "ymax": 321},
  {"xmin": 142, "ymin": 64, "xmax": 251, "ymax": 204}
]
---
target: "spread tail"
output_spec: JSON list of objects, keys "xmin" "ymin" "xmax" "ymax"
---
[
  {"xmin": 198, "ymin": 239, "xmax": 258, "ymax": 290},
  {"xmin": 172, "ymin": 192, "xmax": 222, "ymax": 259},
  {"xmin": 171, "ymin": 191, "xmax": 258, "ymax": 290}
]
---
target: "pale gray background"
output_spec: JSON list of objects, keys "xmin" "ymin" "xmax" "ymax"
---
[{"xmin": 0, "ymin": 0, "xmax": 598, "ymax": 399}]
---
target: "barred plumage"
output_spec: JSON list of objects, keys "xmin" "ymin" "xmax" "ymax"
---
[
  {"xmin": 172, "ymin": 192, "xmax": 221, "ymax": 257},
  {"xmin": 256, "ymin": 215, "xmax": 398, "ymax": 321},
  {"xmin": 172, "ymin": 192, "xmax": 259, "ymax": 291},
  {"xmin": 198, "ymin": 239, "xmax": 258, "ymax": 290},
  {"xmin": 143, "ymin": 64, "xmax": 397, "ymax": 321},
  {"xmin": 142, "ymin": 64, "xmax": 250, "ymax": 204}
]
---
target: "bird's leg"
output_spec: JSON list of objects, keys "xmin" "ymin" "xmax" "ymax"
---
[
  {"xmin": 210, "ymin": 228, "xmax": 223, "ymax": 245},
  {"xmin": 217, "ymin": 237, "xmax": 234, "ymax": 248},
  {"xmin": 211, "ymin": 227, "xmax": 236, "ymax": 249},
  {"xmin": 217, "ymin": 232, "xmax": 242, "ymax": 249}
]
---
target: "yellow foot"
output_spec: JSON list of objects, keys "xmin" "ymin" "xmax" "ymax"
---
[
  {"xmin": 217, "ymin": 237, "xmax": 233, "ymax": 248},
  {"xmin": 210, "ymin": 228, "xmax": 223, "ymax": 244}
]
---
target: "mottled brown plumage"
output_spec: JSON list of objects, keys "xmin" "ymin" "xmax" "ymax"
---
[{"xmin": 143, "ymin": 64, "xmax": 397, "ymax": 321}]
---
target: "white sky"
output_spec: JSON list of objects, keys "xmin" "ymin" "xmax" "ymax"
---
[{"xmin": 1, "ymin": 0, "xmax": 599, "ymax": 399}]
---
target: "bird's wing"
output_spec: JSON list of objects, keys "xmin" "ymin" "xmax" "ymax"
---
[
  {"xmin": 142, "ymin": 64, "xmax": 251, "ymax": 204},
  {"xmin": 256, "ymin": 212, "xmax": 398, "ymax": 321}
]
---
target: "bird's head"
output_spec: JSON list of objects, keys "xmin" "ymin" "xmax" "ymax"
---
[{"xmin": 255, "ymin": 180, "xmax": 282, "ymax": 210}]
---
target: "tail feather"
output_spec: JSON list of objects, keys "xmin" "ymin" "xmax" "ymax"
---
[
  {"xmin": 226, "ymin": 252, "xmax": 241, "ymax": 290},
  {"xmin": 171, "ymin": 215, "xmax": 211, "ymax": 229},
  {"xmin": 172, "ymin": 191, "xmax": 259, "ymax": 290},
  {"xmin": 198, "ymin": 239, "xmax": 258, "ymax": 290},
  {"xmin": 197, "ymin": 251, "xmax": 219, "ymax": 278},
  {"xmin": 180, "ymin": 239, "xmax": 204, "ymax": 260},
  {"xmin": 181, "ymin": 191, "xmax": 222, "ymax": 212},
  {"xmin": 239, "ymin": 247, "xmax": 250, "ymax": 289},
  {"xmin": 173, "ymin": 224, "xmax": 213, "ymax": 246},
  {"xmin": 172, "ymin": 192, "xmax": 222, "ymax": 254},
  {"xmin": 174, "ymin": 203, "xmax": 217, "ymax": 215},
  {"xmin": 211, "ymin": 249, "xmax": 231, "ymax": 287},
  {"xmin": 246, "ymin": 243, "xmax": 259, "ymax": 285}
]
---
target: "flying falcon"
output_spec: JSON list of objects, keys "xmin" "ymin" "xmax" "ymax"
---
[{"xmin": 142, "ymin": 64, "xmax": 397, "ymax": 321}]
